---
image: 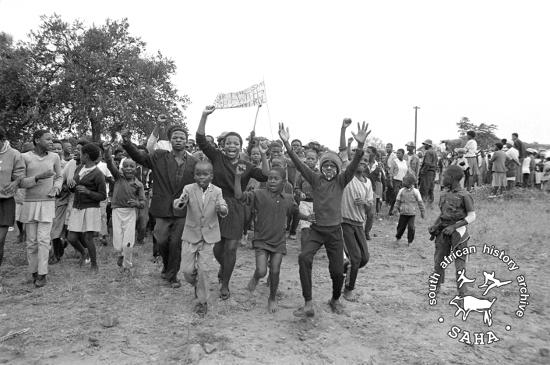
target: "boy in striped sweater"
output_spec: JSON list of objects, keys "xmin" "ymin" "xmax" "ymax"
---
[{"xmin": 393, "ymin": 174, "xmax": 425, "ymax": 245}]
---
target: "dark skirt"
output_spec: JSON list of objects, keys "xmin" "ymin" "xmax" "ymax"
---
[
  {"xmin": 0, "ymin": 197, "xmax": 15, "ymax": 227},
  {"xmin": 219, "ymin": 196, "xmax": 245, "ymax": 240}
]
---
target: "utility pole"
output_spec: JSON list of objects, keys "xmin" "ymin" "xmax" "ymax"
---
[{"xmin": 413, "ymin": 106, "xmax": 420, "ymax": 152}]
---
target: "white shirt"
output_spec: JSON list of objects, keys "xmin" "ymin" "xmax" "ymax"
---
[
  {"xmin": 394, "ymin": 159, "xmax": 409, "ymax": 181},
  {"xmin": 522, "ymin": 156, "xmax": 532, "ymax": 174},
  {"xmin": 464, "ymin": 139, "xmax": 477, "ymax": 158}
]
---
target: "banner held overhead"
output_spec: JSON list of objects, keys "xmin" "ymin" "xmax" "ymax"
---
[{"xmin": 213, "ymin": 82, "xmax": 267, "ymax": 109}]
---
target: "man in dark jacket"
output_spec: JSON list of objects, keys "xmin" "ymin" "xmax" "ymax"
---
[{"xmin": 121, "ymin": 126, "xmax": 197, "ymax": 288}]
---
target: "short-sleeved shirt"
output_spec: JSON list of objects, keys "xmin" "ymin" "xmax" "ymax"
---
[
  {"xmin": 438, "ymin": 188, "xmax": 474, "ymax": 223},
  {"xmin": 241, "ymin": 189, "xmax": 296, "ymax": 247}
]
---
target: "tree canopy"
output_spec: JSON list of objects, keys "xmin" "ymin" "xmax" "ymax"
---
[
  {"xmin": 0, "ymin": 15, "xmax": 189, "ymax": 143},
  {"xmin": 456, "ymin": 117, "xmax": 500, "ymax": 150}
]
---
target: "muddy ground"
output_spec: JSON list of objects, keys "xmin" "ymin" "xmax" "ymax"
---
[{"xmin": 1, "ymin": 188, "xmax": 549, "ymax": 364}]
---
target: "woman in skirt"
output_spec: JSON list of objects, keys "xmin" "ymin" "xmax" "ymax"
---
[
  {"xmin": 196, "ymin": 105, "xmax": 268, "ymax": 300},
  {"xmin": 66, "ymin": 143, "xmax": 106, "ymax": 272}
]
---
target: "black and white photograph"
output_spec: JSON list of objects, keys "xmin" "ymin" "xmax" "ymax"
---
[{"xmin": 0, "ymin": 1, "xmax": 548, "ymax": 364}]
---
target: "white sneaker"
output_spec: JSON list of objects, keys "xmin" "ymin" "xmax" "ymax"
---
[{"xmin": 8, "ymin": 227, "xmax": 14, "ymax": 232}]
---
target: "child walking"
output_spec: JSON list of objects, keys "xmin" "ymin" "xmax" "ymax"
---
[
  {"xmin": 279, "ymin": 120, "xmax": 371, "ymax": 317},
  {"xmin": 393, "ymin": 174, "xmax": 425, "ymax": 245},
  {"xmin": 235, "ymin": 164, "xmax": 297, "ymax": 313},
  {"xmin": 175, "ymin": 161, "xmax": 228, "ymax": 316},
  {"xmin": 103, "ymin": 143, "xmax": 145, "ymax": 270},
  {"xmin": 66, "ymin": 143, "xmax": 106, "ymax": 272},
  {"xmin": 428, "ymin": 165, "xmax": 476, "ymax": 296}
]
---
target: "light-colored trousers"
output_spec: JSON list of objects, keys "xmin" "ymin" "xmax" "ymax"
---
[
  {"xmin": 180, "ymin": 240, "xmax": 214, "ymax": 304},
  {"xmin": 26, "ymin": 222, "xmax": 52, "ymax": 275},
  {"xmin": 112, "ymin": 207, "xmax": 136, "ymax": 268}
]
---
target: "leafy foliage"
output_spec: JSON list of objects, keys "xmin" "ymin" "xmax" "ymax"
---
[
  {"xmin": 0, "ymin": 15, "xmax": 189, "ymax": 143},
  {"xmin": 455, "ymin": 117, "xmax": 500, "ymax": 150}
]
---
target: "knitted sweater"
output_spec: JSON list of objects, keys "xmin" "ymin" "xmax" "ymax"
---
[
  {"xmin": 0, "ymin": 142, "xmax": 25, "ymax": 199},
  {"xmin": 20, "ymin": 151, "xmax": 63, "ymax": 202}
]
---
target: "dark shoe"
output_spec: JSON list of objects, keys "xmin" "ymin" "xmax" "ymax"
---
[
  {"xmin": 117, "ymin": 255, "xmax": 124, "ymax": 267},
  {"xmin": 365, "ymin": 233, "xmax": 371, "ymax": 240},
  {"xmin": 31, "ymin": 272, "xmax": 38, "ymax": 284},
  {"xmin": 91, "ymin": 264, "xmax": 99, "ymax": 273},
  {"xmin": 35, "ymin": 274, "xmax": 47, "ymax": 288}
]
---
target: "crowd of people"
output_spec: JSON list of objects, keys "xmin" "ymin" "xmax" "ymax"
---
[{"xmin": 0, "ymin": 112, "xmax": 547, "ymax": 317}]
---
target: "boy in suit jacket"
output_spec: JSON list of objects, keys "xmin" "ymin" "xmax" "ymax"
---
[{"xmin": 174, "ymin": 161, "xmax": 228, "ymax": 316}]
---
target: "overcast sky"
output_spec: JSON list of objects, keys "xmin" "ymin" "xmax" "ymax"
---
[{"xmin": 1, "ymin": 0, "xmax": 548, "ymax": 149}]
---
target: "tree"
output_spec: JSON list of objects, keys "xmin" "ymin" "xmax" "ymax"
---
[
  {"xmin": 456, "ymin": 117, "xmax": 500, "ymax": 150},
  {"xmin": 0, "ymin": 15, "xmax": 190, "ymax": 143}
]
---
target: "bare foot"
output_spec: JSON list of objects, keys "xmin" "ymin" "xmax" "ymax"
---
[
  {"xmin": 220, "ymin": 286, "xmax": 230, "ymax": 300},
  {"xmin": 293, "ymin": 301, "xmax": 315, "ymax": 318},
  {"xmin": 343, "ymin": 289, "xmax": 359, "ymax": 302},
  {"xmin": 329, "ymin": 298, "xmax": 344, "ymax": 314},
  {"xmin": 247, "ymin": 276, "xmax": 259, "ymax": 292},
  {"xmin": 268, "ymin": 297, "xmax": 278, "ymax": 313}
]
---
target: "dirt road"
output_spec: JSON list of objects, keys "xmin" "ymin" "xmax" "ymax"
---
[{"xmin": 1, "ymin": 190, "xmax": 549, "ymax": 364}]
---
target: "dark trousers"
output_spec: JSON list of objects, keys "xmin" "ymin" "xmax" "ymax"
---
[
  {"xmin": 136, "ymin": 205, "xmax": 148, "ymax": 243},
  {"xmin": 434, "ymin": 232, "xmax": 468, "ymax": 293},
  {"xmin": 287, "ymin": 209, "xmax": 300, "ymax": 236},
  {"xmin": 298, "ymin": 224, "xmax": 344, "ymax": 302},
  {"xmin": 396, "ymin": 214, "xmax": 416, "ymax": 243},
  {"xmin": 389, "ymin": 179, "xmax": 402, "ymax": 213},
  {"xmin": 0, "ymin": 226, "xmax": 8, "ymax": 267},
  {"xmin": 419, "ymin": 171, "xmax": 436, "ymax": 203},
  {"xmin": 342, "ymin": 223, "xmax": 369, "ymax": 291},
  {"xmin": 364, "ymin": 204, "xmax": 374, "ymax": 239},
  {"xmin": 154, "ymin": 217, "xmax": 185, "ymax": 281},
  {"xmin": 52, "ymin": 237, "xmax": 65, "ymax": 259}
]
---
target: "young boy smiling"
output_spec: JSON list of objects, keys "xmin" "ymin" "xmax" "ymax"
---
[{"xmin": 279, "ymin": 120, "xmax": 371, "ymax": 317}]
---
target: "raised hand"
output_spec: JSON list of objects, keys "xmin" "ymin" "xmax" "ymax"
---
[
  {"xmin": 278, "ymin": 123, "xmax": 290, "ymax": 143},
  {"xmin": 258, "ymin": 140, "xmax": 269, "ymax": 154},
  {"xmin": 120, "ymin": 129, "xmax": 132, "ymax": 142},
  {"xmin": 347, "ymin": 137, "xmax": 354, "ymax": 145},
  {"xmin": 342, "ymin": 118, "xmax": 352, "ymax": 129},
  {"xmin": 235, "ymin": 163, "xmax": 247, "ymax": 176},
  {"xmin": 157, "ymin": 114, "xmax": 168, "ymax": 125},
  {"xmin": 203, "ymin": 105, "xmax": 215, "ymax": 116},
  {"xmin": 351, "ymin": 121, "xmax": 371, "ymax": 145}
]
